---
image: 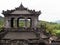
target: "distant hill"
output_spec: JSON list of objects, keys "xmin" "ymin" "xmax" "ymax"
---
[
  {"xmin": 0, "ymin": 16, "xmax": 4, "ymax": 20},
  {"xmin": 0, "ymin": 16, "xmax": 4, "ymax": 28},
  {"xmin": 55, "ymin": 20, "xmax": 60, "ymax": 23},
  {"xmin": 0, "ymin": 16, "xmax": 4, "ymax": 22}
]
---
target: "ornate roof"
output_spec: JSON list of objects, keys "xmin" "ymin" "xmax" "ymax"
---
[{"xmin": 2, "ymin": 4, "xmax": 41, "ymax": 16}]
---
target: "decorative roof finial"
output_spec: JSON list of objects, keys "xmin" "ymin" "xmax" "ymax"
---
[
  {"xmin": 21, "ymin": 2, "xmax": 22, "ymax": 5},
  {"xmin": 17, "ymin": 2, "xmax": 25, "ymax": 10},
  {"xmin": 19, "ymin": 2, "xmax": 24, "ymax": 8},
  {"xmin": 16, "ymin": 2, "xmax": 27, "ymax": 10}
]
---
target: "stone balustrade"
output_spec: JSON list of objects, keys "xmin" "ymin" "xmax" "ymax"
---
[{"xmin": 3, "ymin": 28, "xmax": 41, "ymax": 32}]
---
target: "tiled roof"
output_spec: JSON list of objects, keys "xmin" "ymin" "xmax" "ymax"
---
[
  {"xmin": 2, "ymin": 4, "xmax": 41, "ymax": 15},
  {"xmin": 11, "ymin": 10, "xmax": 32, "ymax": 14}
]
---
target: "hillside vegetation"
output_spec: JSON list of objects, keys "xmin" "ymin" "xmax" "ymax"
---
[
  {"xmin": 0, "ymin": 16, "xmax": 60, "ymax": 36},
  {"xmin": 0, "ymin": 16, "xmax": 4, "ymax": 28},
  {"xmin": 39, "ymin": 21, "xmax": 60, "ymax": 36}
]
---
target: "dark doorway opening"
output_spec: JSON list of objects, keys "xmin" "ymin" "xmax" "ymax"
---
[
  {"xmin": 11, "ymin": 18, "xmax": 14, "ymax": 28},
  {"xmin": 29, "ymin": 43, "xmax": 35, "ymax": 45},
  {"xmin": 38, "ymin": 42, "xmax": 46, "ymax": 45}
]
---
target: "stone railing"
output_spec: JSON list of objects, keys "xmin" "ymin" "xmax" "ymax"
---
[
  {"xmin": 0, "ymin": 39, "xmax": 26, "ymax": 45},
  {"xmin": 49, "ymin": 41, "xmax": 60, "ymax": 45},
  {"xmin": 0, "ymin": 30, "xmax": 7, "ymax": 39},
  {"xmin": 3, "ymin": 28, "xmax": 41, "ymax": 32},
  {"xmin": 0, "ymin": 39, "xmax": 40, "ymax": 45},
  {"xmin": 0, "ymin": 39, "xmax": 23, "ymax": 45}
]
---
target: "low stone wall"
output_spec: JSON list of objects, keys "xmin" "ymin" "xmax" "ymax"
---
[
  {"xmin": 0, "ymin": 30, "xmax": 7, "ymax": 39},
  {"xmin": 49, "ymin": 41, "xmax": 60, "ymax": 45},
  {"xmin": 50, "ymin": 43, "xmax": 60, "ymax": 45},
  {"xmin": 3, "ymin": 28, "xmax": 41, "ymax": 32},
  {"xmin": 0, "ymin": 39, "xmax": 40, "ymax": 45}
]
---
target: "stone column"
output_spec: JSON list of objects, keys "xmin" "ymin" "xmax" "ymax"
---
[
  {"xmin": 15, "ymin": 18, "xmax": 18, "ymax": 28},
  {"xmin": 31, "ymin": 18, "xmax": 34, "ymax": 28},
  {"xmin": 17, "ymin": 19, "xmax": 19, "ymax": 27},
  {"xmin": 34, "ymin": 18, "xmax": 38, "ymax": 27},
  {"xmin": 25, "ymin": 18, "xmax": 28, "ymax": 28},
  {"xmin": 30, "ymin": 19, "xmax": 32, "ymax": 27},
  {"xmin": 4, "ymin": 20, "xmax": 9, "ymax": 28},
  {"xmin": 4, "ymin": 17, "xmax": 11, "ymax": 28},
  {"xmin": 8, "ymin": 20, "xmax": 11, "ymax": 28},
  {"xmin": 31, "ymin": 17, "xmax": 38, "ymax": 28}
]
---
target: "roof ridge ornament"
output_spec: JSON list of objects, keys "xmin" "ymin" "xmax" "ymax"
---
[
  {"xmin": 19, "ymin": 3, "xmax": 24, "ymax": 8},
  {"xmin": 15, "ymin": 3, "xmax": 27, "ymax": 10}
]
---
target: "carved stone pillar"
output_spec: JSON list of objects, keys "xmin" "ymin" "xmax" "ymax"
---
[
  {"xmin": 31, "ymin": 17, "xmax": 38, "ymax": 28},
  {"xmin": 5, "ymin": 20, "xmax": 9, "ymax": 28},
  {"xmin": 25, "ymin": 18, "xmax": 28, "ymax": 28},
  {"xmin": 30, "ymin": 19, "xmax": 32, "ymax": 27},
  {"xmin": 17, "ymin": 19, "xmax": 19, "ymax": 27},
  {"xmin": 8, "ymin": 20, "xmax": 11, "ymax": 28},
  {"xmin": 4, "ymin": 19, "xmax": 11, "ymax": 28},
  {"xmin": 31, "ymin": 18, "xmax": 34, "ymax": 28},
  {"xmin": 34, "ymin": 18, "xmax": 38, "ymax": 27},
  {"xmin": 15, "ymin": 18, "xmax": 18, "ymax": 28}
]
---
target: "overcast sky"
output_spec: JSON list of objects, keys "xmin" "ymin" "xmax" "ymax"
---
[{"xmin": 0, "ymin": 0, "xmax": 60, "ymax": 22}]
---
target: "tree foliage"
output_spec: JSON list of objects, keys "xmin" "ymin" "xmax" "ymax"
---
[{"xmin": 39, "ymin": 20, "xmax": 60, "ymax": 36}]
